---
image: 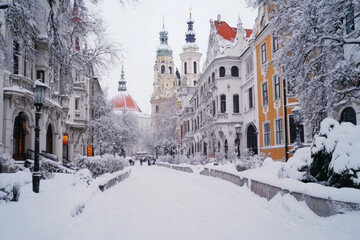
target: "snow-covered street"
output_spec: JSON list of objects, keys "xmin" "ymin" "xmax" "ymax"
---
[{"xmin": 2, "ymin": 164, "xmax": 359, "ymax": 240}]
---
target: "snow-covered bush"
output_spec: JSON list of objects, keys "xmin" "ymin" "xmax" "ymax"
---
[
  {"xmin": 0, "ymin": 145, "xmax": 18, "ymax": 173},
  {"xmin": 74, "ymin": 154, "xmax": 129, "ymax": 178},
  {"xmin": 158, "ymin": 155, "xmax": 175, "ymax": 164},
  {"xmin": 188, "ymin": 155, "xmax": 206, "ymax": 165},
  {"xmin": 0, "ymin": 171, "xmax": 31, "ymax": 203},
  {"xmin": 235, "ymin": 150, "xmax": 266, "ymax": 172},
  {"xmin": 278, "ymin": 147, "xmax": 315, "ymax": 182},
  {"xmin": 28, "ymin": 158, "xmax": 74, "ymax": 180},
  {"xmin": 72, "ymin": 169, "xmax": 93, "ymax": 187},
  {"xmin": 310, "ymin": 118, "xmax": 360, "ymax": 188}
]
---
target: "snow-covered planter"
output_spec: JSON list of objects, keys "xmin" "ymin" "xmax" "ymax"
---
[
  {"xmin": 74, "ymin": 154, "xmax": 129, "ymax": 178},
  {"xmin": 235, "ymin": 150, "xmax": 266, "ymax": 172}
]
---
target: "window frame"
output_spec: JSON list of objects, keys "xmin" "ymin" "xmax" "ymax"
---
[
  {"xmin": 275, "ymin": 118, "xmax": 283, "ymax": 145},
  {"xmin": 261, "ymin": 42, "xmax": 267, "ymax": 63},
  {"xmin": 274, "ymin": 75, "xmax": 281, "ymax": 100},
  {"xmin": 263, "ymin": 122, "xmax": 271, "ymax": 147},
  {"xmin": 273, "ymin": 35, "xmax": 279, "ymax": 52},
  {"xmin": 262, "ymin": 82, "xmax": 268, "ymax": 105},
  {"xmin": 249, "ymin": 87, "xmax": 254, "ymax": 109},
  {"xmin": 233, "ymin": 94, "xmax": 239, "ymax": 113},
  {"xmin": 220, "ymin": 94, "xmax": 226, "ymax": 113},
  {"xmin": 219, "ymin": 66, "xmax": 226, "ymax": 78}
]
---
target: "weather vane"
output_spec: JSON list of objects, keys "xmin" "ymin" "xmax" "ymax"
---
[
  {"xmin": 189, "ymin": 4, "xmax": 192, "ymax": 13},
  {"xmin": 162, "ymin": 15, "xmax": 165, "ymax": 28}
]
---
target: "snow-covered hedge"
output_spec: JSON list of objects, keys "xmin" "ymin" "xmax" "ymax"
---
[
  {"xmin": 74, "ymin": 154, "xmax": 129, "ymax": 178},
  {"xmin": 235, "ymin": 150, "xmax": 266, "ymax": 172},
  {"xmin": 280, "ymin": 118, "xmax": 360, "ymax": 189}
]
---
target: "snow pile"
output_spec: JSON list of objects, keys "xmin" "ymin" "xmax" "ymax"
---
[
  {"xmin": 74, "ymin": 154, "xmax": 129, "ymax": 178},
  {"xmin": 278, "ymin": 147, "xmax": 312, "ymax": 181},
  {"xmin": 0, "ymin": 171, "xmax": 31, "ymax": 203},
  {"xmin": 0, "ymin": 144, "xmax": 18, "ymax": 173},
  {"xmin": 72, "ymin": 169, "xmax": 93, "ymax": 187}
]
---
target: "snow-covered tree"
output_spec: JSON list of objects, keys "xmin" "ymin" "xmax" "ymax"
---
[
  {"xmin": 90, "ymin": 93, "xmax": 139, "ymax": 156},
  {"xmin": 248, "ymin": 0, "xmax": 360, "ymax": 130},
  {"xmin": 144, "ymin": 100, "xmax": 177, "ymax": 157}
]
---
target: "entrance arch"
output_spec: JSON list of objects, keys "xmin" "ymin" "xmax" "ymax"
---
[
  {"xmin": 13, "ymin": 112, "xmax": 29, "ymax": 160},
  {"xmin": 340, "ymin": 107, "xmax": 357, "ymax": 125},
  {"xmin": 247, "ymin": 124, "xmax": 258, "ymax": 155},
  {"xmin": 46, "ymin": 124, "xmax": 53, "ymax": 154}
]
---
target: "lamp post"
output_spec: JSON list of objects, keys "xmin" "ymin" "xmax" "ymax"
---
[
  {"xmin": 33, "ymin": 80, "xmax": 47, "ymax": 193},
  {"xmin": 292, "ymin": 107, "xmax": 302, "ymax": 150},
  {"xmin": 235, "ymin": 124, "xmax": 241, "ymax": 158}
]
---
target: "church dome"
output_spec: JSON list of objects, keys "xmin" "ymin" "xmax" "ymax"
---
[{"xmin": 110, "ymin": 92, "xmax": 142, "ymax": 113}]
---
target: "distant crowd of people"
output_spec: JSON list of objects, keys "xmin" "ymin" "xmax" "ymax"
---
[{"xmin": 128, "ymin": 156, "xmax": 156, "ymax": 166}]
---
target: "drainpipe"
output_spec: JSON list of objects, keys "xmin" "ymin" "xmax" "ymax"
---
[{"xmin": 283, "ymin": 79, "xmax": 289, "ymax": 162}]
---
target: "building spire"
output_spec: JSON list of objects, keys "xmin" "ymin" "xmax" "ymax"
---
[
  {"xmin": 185, "ymin": 7, "xmax": 196, "ymax": 43},
  {"xmin": 118, "ymin": 63, "xmax": 127, "ymax": 92}
]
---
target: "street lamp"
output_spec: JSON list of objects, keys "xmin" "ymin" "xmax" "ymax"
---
[
  {"xmin": 235, "ymin": 124, "xmax": 241, "ymax": 158},
  {"xmin": 292, "ymin": 107, "xmax": 302, "ymax": 150},
  {"xmin": 33, "ymin": 80, "xmax": 48, "ymax": 193}
]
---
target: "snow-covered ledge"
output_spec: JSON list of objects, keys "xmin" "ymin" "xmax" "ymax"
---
[
  {"xmin": 97, "ymin": 168, "xmax": 131, "ymax": 192},
  {"xmin": 156, "ymin": 163, "xmax": 360, "ymax": 217}
]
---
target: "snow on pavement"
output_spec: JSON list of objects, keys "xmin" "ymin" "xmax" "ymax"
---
[
  {"xmin": 1, "ymin": 164, "xmax": 360, "ymax": 240},
  {"xmin": 66, "ymin": 165, "xmax": 360, "ymax": 240}
]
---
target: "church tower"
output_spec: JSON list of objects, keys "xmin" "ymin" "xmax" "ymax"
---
[
  {"xmin": 150, "ymin": 18, "xmax": 177, "ymax": 125},
  {"xmin": 176, "ymin": 8, "xmax": 202, "ymax": 154},
  {"xmin": 179, "ymin": 7, "xmax": 202, "ymax": 88}
]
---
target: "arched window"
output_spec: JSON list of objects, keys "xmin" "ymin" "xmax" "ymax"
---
[
  {"xmin": 155, "ymin": 105, "xmax": 159, "ymax": 112},
  {"xmin": 201, "ymin": 86, "xmax": 203, "ymax": 93},
  {"xmin": 212, "ymin": 72, "xmax": 215, "ymax": 82},
  {"xmin": 208, "ymin": 77, "xmax": 210, "ymax": 84},
  {"xmin": 193, "ymin": 61, "xmax": 197, "ymax": 74},
  {"xmin": 220, "ymin": 95, "xmax": 226, "ymax": 113},
  {"xmin": 13, "ymin": 112, "xmax": 28, "ymax": 160},
  {"xmin": 161, "ymin": 65, "xmax": 165, "ymax": 74},
  {"xmin": 75, "ymin": 37, "xmax": 80, "ymax": 51},
  {"xmin": 233, "ymin": 94, "xmax": 239, "ymax": 113},
  {"xmin": 231, "ymin": 66, "xmax": 239, "ymax": 77},
  {"xmin": 340, "ymin": 107, "xmax": 357, "ymax": 125},
  {"xmin": 184, "ymin": 62, "xmax": 187, "ymax": 74},
  {"xmin": 169, "ymin": 66, "xmax": 172, "ymax": 74},
  {"xmin": 219, "ymin": 66, "xmax": 225, "ymax": 77},
  {"xmin": 247, "ymin": 124, "xmax": 258, "ymax": 155}
]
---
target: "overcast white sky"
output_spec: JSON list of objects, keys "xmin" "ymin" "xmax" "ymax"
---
[{"xmin": 98, "ymin": 0, "xmax": 257, "ymax": 114}]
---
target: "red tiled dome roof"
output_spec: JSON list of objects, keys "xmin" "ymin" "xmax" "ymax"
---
[
  {"xmin": 109, "ymin": 92, "xmax": 142, "ymax": 112},
  {"xmin": 214, "ymin": 20, "xmax": 253, "ymax": 41}
]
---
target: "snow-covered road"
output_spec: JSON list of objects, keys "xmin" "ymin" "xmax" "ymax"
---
[
  {"xmin": 1, "ymin": 164, "xmax": 359, "ymax": 240},
  {"xmin": 65, "ymin": 165, "xmax": 359, "ymax": 240}
]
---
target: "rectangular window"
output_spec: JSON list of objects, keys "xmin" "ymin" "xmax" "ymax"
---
[
  {"xmin": 220, "ymin": 95, "xmax": 226, "ymax": 113},
  {"xmin": 13, "ymin": 42, "xmax": 20, "ymax": 74},
  {"xmin": 23, "ymin": 58, "xmax": 27, "ymax": 77},
  {"xmin": 262, "ymin": 82, "xmax": 268, "ymax": 105},
  {"xmin": 212, "ymin": 100, "xmax": 216, "ymax": 116},
  {"xmin": 233, "ymin": 95, "xmax": 239, "ymax": 113},
  {"xmin": 346, "ymin": 8, "xmax": 355, "ymax": 34},
  {"xmin": 261, "ymin": 42, "xmax": 267, "ymax": 63},
  {"xmin": 274, "ymin": 75, "xmax": 281, "ymax": 100},
  {"xmin": 75, "ymin": 98, "xmax": 80, "ymax": 111},
  {"xmin": 264, "ymin": 122, "xmax": 270, "ymax": 147},
  {"xmin": 289, "ymin": 115, "xmax": 305, "ymax": 144},
  {"xmin": 273, "ymin": 36, "xmax": 279, "ymax": 52},
  {"xmin": 249, "ymin": 87, "xmax": 253, "ymax": 109},
  {"xmin": 275, "ymin": 118, "xmax": 283, "ymax": 145},
  {"xmin": 37, "ymin": 70, "xmax": 45, "ymax": 83}
]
